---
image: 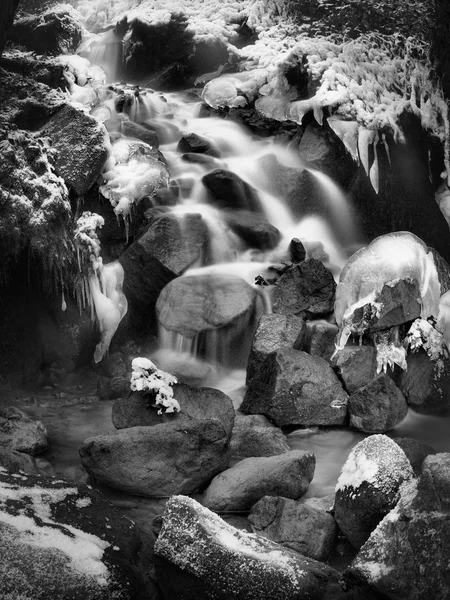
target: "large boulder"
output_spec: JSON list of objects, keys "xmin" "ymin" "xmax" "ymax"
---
[
  {"xmin": 349, "ymin": 454, "xmax": 450, "ymax": 600},
  {"xmin": 333, "ymin": 434, "xmax": 414, "ymax": 549},
  {"xmin": 0, "ymin": 407, "xmax": 47, "ymax": 455},
  {"xmin": 154, "ymin": 495, "xmax": 342, "ymax": 600},
  {"xmin": 112, "ymin": 383, "xmax": 235, "ymax": 437},
  {"xmin": 0, "ymin": 468, "xmax": 154, "ymax": 599},
  {"xmin": 202, "ymin": 450, "xmax": 315, "ymax": 512},
  {"xmin": 246, "ymin": 313, "xmax": 307, "ymax": 385},
  {"xmin": 202, "ymin": 169, "xmax": 261, "ymax": 212},
  {"xmin": 79, "ymin": 419, "xmax": 231, "ymax": 497},
  {"xmin": 248, "ymin": 496, "xmax": 338, "ymax": 562},
  {"xmin": 241, "ymin": 348, "xmax": 348, "ymax": 427},
  {"xmin": 40, "ymin": 104, "xmax": 109, "ymax": 195},
  {"xmin": 272, "ymin": 260, "xmax": 336, "ymax": 318}
]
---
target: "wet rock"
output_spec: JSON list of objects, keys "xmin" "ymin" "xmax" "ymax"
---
[
  {"xmin": 348, "ymin": 374, "xmax": 408, "ymax": 433},
  {"xmin": 272, "ymin": 260, "xmax": 336, "ymax": 318},
  {"xmin": 241, "ymin": 348, "xmax": 348, "ymax": 427},
  {"xmin": 202, "ymin": 169, "xmax": 261, "ymax": 212},
  {"xmin": 392, "ymin": 437, "xmax": 436, "ymax": 476},
  {"xmin": 120, "ymin": 120, "xmax": 160, "ymax": 147},
  {"xmin": 154, "ymin": 495, "xmax": 341, "ymax": 600},
  {"xmin": 230, "ymin": 423, "xmax": 290, "ymax": 459},
  {"xmin": 305, "ymin": 321, "xmax": 339, "ymax": 362},
  {"xmin": 41, "ymin": 104, "xmax": 108, "ymax": 195},
  {"xmin": 97, "ymin": 376, "xmax": 130, "ymax": 400},
  {"xmin": 8, "ymin": 6, "xmax": 84, "ymax": 55},
  {"xmin": 248, "ymin": 496, "xmax": 338, "ymax": 561},
  {"xmin": 0, "ymin": 407, "xmax": 47, "ymax": 455},
  {"xmin": 333, "ymin": 346, "xmax": 378, "ymax": 394},
  {"xmin": 157, "ymin": 273, "xmax": 257, "ymax": 337},
  {"xmin": 202, "ymin": 450, "xmax": 315, "ymax": 512},
  {"xmin": 112, "ymin": 383, "xmax": 235, "ymax": 437},
  {"xmin": 398, "ymin": 348, "xmax": 450, "ymax": 413},
  {"xmin": 79, "ymin": 419, "xmax": 231, "ymax": 497},
  {"xmin": 333, "ymin": 434, "xmax": 414, "ymax": 549},
  {"xmin": 0, "ymin": 449, "xmax": 41, "ymax": 474},
  {"xmin": 246, "ymin": 314, "xmax": 307, "ymax": 386},
  {"xmin": 177, "ymin": 133, "xmax": 216, "ymax": 155},
  {"xmin": 223, "ymin": 209, "xmax": 281, "ymax": 250},
  {"xmin": 0, "ymin": 468, "xmax": 153, "ymax": 599},
  {"xmin": 350, "ymin": 454, "xmax": 450, "ymax": 600},
  {"xmin": 289, "ymin": 238, "xmax": 306, "ymax": 262}
]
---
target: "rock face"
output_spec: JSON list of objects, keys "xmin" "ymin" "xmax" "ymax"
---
[
  {"xmin": 348, "ymin": 374, "xmax": 408, "ymax": 433},
  {"xmin": 248, "ymin": 496, "xmax": 338, "ymax": 561},
  {"xmin": 40, "ymin": 104, "xmax": 109, "ymax": 195},
  {"xmin": 333, "ymin": 434, "xmax": 414, "ymax": 549},
  {"xmin": 202, "ymin": 450, "xmax": 315, "ymax": 512},
  {"xmin": 154, "ymin": 495, "xmax": 342, "ymax": 600},
  {"xmin": 241, "ymin": 348, "xmax": 348, "ymax": 427},
  {"xmin": 350, "ymin": 454, "xmax": 450, "ymax": 600},
  {"xmin": 246, "ymin": 314, "xmax": 307, "ymax": 385},
  {"xmin": 333, "ymin": 346, "xmax": 378, "ymax": 394},
  {"xmin": 0, "ymin": 407, "xmax": 47, "ymax": 455},
  {"xmin": 79, "ymin": 420, "xmax": 231, "ymax": 497},
  {"xmin": 202, "ymin": 169, "xmax": 261, "ymax": 211},
  {"xmin": 156, "ymin": 273, "xmax": 257, "ymax": 337},
  {"xmin": 0, "ymin": 468, "xmax": 152, "ymax": 599},
  {"xmin": 272, "ymin": 260, "xmax": 336, "ymax": 318},
  {"xmin": 112, "ymin": 383, "xmax": 235, "ymax": 437},
  {"xmin": 399, "ymin": 348, "xmax": 450, "ymax": 413}
]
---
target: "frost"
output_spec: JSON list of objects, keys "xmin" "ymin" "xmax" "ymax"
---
[
  {"xmin": 407, "ymin": 318, "xmax": 449, "ymax": 376},
  {"xmin": 130, "ymin": 357, "xmax": 179, "ymax": 414},
  {"xmin": 335, "ymin": 450, "xmax": 378, "ymax": 492}
]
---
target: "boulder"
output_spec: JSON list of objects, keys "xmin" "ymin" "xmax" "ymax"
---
[
  {"xmin": 202, "ymin": 450, "xmax": 315, "ymax": 512},
  {"xmin": 79, "ymin": 419, "xmax": 231, "ymax": 497},
  {"xmin": 223, "ymin": 210, "xmax": 281, "ymax": 250},
  {"xmin": 248, "ymin": 496, "xmax": 338, "ymax": 561},
  {"xmin": 348, "ymin": 374, "xmax": 408, "ymax": 433},
  {"xmin": 305, "ymin": 321, "xmax": 339, "ymax": 362},
  {"xmin": 154, "ymin": 495, "xmax": 342, "ymax": 600},
  {"xmin": 40, "ymin": 104, "xmax": 109, "ymax": 195},
  {"xmin": 0, "ymin": 468, "xmax": 154, "ymax": 599},
  {"xmin": 0, "ymin": 407, "xmax": 48, "ymax": 455},
  {"xmin": 333, "ymin": 345, "xmax": 378, "ymax": 394},
  {"xmin": 230, "ymin": 424, "xmax": 290, "ymax": 459},
  {"xmin": 399, "ymin": 348, "xmax": 450, "ymax": 413},
  {"xmin": 0, "ymin": 449, "xmax": 41, "ymax": 474},
  {"xmin": 333, "ymin": 434, "xmax": 414, "ymax": 549},
  {"xmin": 246, "ymin": 314, "xmax": 307, "ymax": 385},
  {"xmin": 112, "ymin": 383, "xmax": 235, "ymax": 437},
  {"xmin": 202, "ymin": 169, "xmax": 261, "ymax": 212},
  {"xmin": 241, "ymin": 348, "xmax": 348, "ymax": 427},
  {"xmin": 272, "ymin": 260, "xmax": 336, "ymax": 318},
  {"xmin": 392, "ymin": 437, "xmax": 436, "ymax": 476},
  {"xmin": 156, "ymin": 273, "xmax": 257, "ymax": 337},
  {"xmin": 177, "ymin": 133, "xmax": 216, "ymax": 155},
  {"xmin": 289, "ymin": 238, "xmax": 307, "ymax": 262},
  {"xmin": 97, "ymin": 375, "xmax": 130, "ymax": 400},
  {"xmin": 349, "ymin": 454, "xmax": 450, "ymax": 600}
]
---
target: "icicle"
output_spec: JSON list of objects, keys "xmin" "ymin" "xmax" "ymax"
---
[
  {"xmin": 357, "ymin": 127, "xmax": 377, "ymax": 175},
  {"xmin": 327, "ymin": 118, "xmax": 359, "ymax": 162},
  {"xmin": 285, "ymin": 99, "xmax": 312, "ymax": 125},
  {"xmin": 313, "ymin": 103, "xmax": 323, "ymax": 126},
  {"xmin": 369, "ymin": 134, "xmax": 380, "ymax": 194},
  {"xmin": 61, "ymin": 282, "xmax": 67, "ymax": 312},
  {"xmin": 382, "ymin": 133, "xmax": 391, "ymax": 167}
]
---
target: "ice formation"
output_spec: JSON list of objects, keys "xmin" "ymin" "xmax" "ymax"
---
[{"xmin": 130, "ymin": 357, "xmax": 180, "ymax": 414}]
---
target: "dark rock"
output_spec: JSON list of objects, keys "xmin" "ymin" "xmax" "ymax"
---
[
  {"xmin": 0, "ymin": 448, "xmax": 41, "ymax": 474},
  {"xmin": 40, "ymin": 104, "xmax": 108, "ymax": 195},
  {"xmin": 333, "ymin": 434, "xmax": 413, "ymax": 549},
  {"xmin": 202, "ymin": 169, "xmax": 261, "ymax": 212},
  {"xmin": 333, "ymin": 346, "xmax": 378, "ymax": 394},
  {"xmin": 241, "ymin": 348, "xmax": 348, "ymax": 427},
  {"xmin": 246, "ymin": 314, "xmax": 307, "ymax": 385},
  {"xmin": 0, "ymin": 468, "xmax": 154, "ymax": 599},
  {"xmin": 112, "ymin": 383, "xmax": 235, "ymax": 437},
  {"xmin": 177, "ymin": 133, "xmax": 216, "ymax": 154},
  {"xmin": 79, "ymin": 419, "xmax": 231, "ymax": 497},
  {"xmin": 248, "ymin": 496, "xmax": 338, "ymax": 561},
  {"xmin": 305, "ymin": 321, "xmax": 339, "ymax": 362},
  {"xmin": 399, "ymin": 348, "xmax": 450, "ymax": 413},
  {"xmin": 0, "ymin": 407, "xmax": 47, "ymax": 455},
  {"xmin": 154, "ymin": 495, "xmax": 341, "ymax": 600},
  {"xmin": 202, "ymin": 450, "xmax": 315, "ymax": 512},
  {"xmin": 350, "ymin": 454, "xmax": 450, "ymax": 600},
  {"xmin": 348, "ymin": 374, "xmax": 408, "ymax": 433},
  {"xmin": 289, "ymin": 238, "xmax": 306, "ymax": 262},
  {"xmin": 97, "ymin": 375, "xmax": 130, "ymax": 400},
  {"xmin": 223, "ymin": 209, "xmax": 281, "ymax": 250},
  {"xmin": 234, "ymin": 414, "xmax": 275, "ymax": 428},
  {"xmin": 120, "ymin": 120, "xmax": 160, "ymax": 147},
  {"xmin": 392, "ymin": 437, "xmax": 436, "ymax": 476},
  {"xmin": 8, "ymin": 6, "xmax": 84, "ymax": 55},
  {"xmin": 181, "ymin": 152, "xmax": 218, "ymax": 165},
  {"xmin": 230, "ymin": 425, "xmax": 290, "ymax": 459},
  {"xmin": 272, "ymin": 260, "xmax": 336, "ymax": 318}
]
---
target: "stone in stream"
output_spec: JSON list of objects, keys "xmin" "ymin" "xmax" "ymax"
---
[
  {"xmin": 333, "ymin": 434, "xmax": 414, "ymax": 549},
  {"xmin": 305, "ymin": 320, "xmax": 339, "ymax": 362},
  {"xmin": 0, "ymin": 468, "xmax": 155, "ymax": 599},
  {"xmin": 246, "ymin": 314, "xmax": 307, "ymax": 386},
  {"xmin": 392, "ymin": 436, "xmax": 436, "ymax": 476},
  {"xmin": 289, "ymin": 238, "xmax": 306, "ymax": 262},
  {"xmin": 202, "ymin": 169, "xmax": 261, "ymax": 212},
  {"xmin": 112, "ymin": 383, "xmax": 235, "ymax": 437},
  {"xmin": 333, "ymin": 345, "xmax": 378, "ymax": 394},
  {"xmin": 177, "ymin": 133, "xmax": 217, "ymax": 155},
  {"xmin": 79, "ymin": 419, "xmax": 230, "ymax": 497},
  {"xmin": 272, "ymin": 260, "xmax": 336, "ymax": 318},
  {"xmin": 154, "ymin": 495, "xmax": 342, "ymax": 600},
  {"xmin": 229, "ymin": 420, "xmax": 290, "ymax": 459},
  {"xmin": 222, "ymin": 210, "xmax": 281, "ymax": 250},
  {"xmin": 0, "ymin": 407, "xmax": 48, "ymax": 456},
  {"xmin": 348, "ymin": 374, "xmax": 408, "ymax": 433},
  {"xmin": 248, "ymin": 495, "xmax": 338, "ymax": 562},
  {"xmin": 120, "ymin": 119, "xmax": 160, "ymax": 147},
  {"xmin": 202, "ymin": 450, "xmax": 315, "ymax": 512},
  {"xmin": 349, "ymin": 454, "xmax": 450, "ymax": 600},
  {"xmin": 241, "ymin": 348, "xmax": 348, "ymax": 427}
]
